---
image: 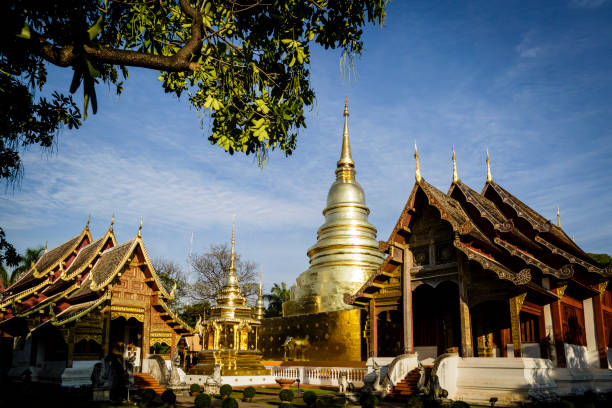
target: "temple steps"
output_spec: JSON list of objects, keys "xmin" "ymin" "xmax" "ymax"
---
[
  {"xmin": 133, "ymin": 373, "xmax": 166, "ymax": 395},
  {"xmin": 387, "ymin": 365, "xmax": 432, "ymax": 400}
]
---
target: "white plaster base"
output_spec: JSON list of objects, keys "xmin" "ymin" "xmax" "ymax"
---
[
  {"xmin": 184, "ymin": 374, "xmax": 275, "ymax": 387},
  {"xmin": 435, "ymin": 356, "xmax": 612, "ymax": 406},
  {"xmin": 60, "ymin": 360, "xmax": 98, "ymax": 387}
]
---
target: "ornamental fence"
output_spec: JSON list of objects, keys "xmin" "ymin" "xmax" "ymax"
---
[{"xmin": 266, "ymin": 365, "xmax": 367, "ymax": 387}]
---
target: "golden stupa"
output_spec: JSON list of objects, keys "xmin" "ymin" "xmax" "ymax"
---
[
  {"xmin": 190, "ymin": 224, "xmax": 268, "ymax": 376},
  {"xmin": 283, "ymin": 102, "xmax": 385, "ymax": 316}
]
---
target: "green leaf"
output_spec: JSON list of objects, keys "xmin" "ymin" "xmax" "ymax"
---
[
  {"xmin": 16, "ymin": 21, "xmax": 31, "ymax": 39},
  {"xmin": 87, "ymin": 16, "xmax": 105, "ymax": 41}
]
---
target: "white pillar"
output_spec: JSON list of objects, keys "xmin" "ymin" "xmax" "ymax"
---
[{"xmin": 583, "ymin": 298, "xmax": 598, "ymax": 367}]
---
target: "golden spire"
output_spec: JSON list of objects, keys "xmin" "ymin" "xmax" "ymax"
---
[
  {"xmin": 572, "ymin": 234, "xmax": 575, "ymax": 242},
  {"xmin": 229, "ymin": 216, "xmax": 236, "ymax": 274},
  {"xmin": 486, "ymin": 148, "xmax": 493, "ymax": 183},
  {"xmin": 254, "ymin": 265, "xmax": 265, "ymax": 320},
  {"xmin": 138, "ymin": 216, "xmax": 143, "ymax": 237},
  {"xmin": 452, "ymin": 145, "xmax": 459, "ymax": 184},
  {"xmin": 86, "ymin": 214, "xmax": 91, "ymax": 229},
  {"xmin": 414, "ymin": 140, "xmax": 422, "ymax": 183},
  {"xmin": 110, "ymin": 213, "xmax": 115, "ymax": 231},
  {"xmin": 335, "ymin": 98, "xmax": 355, "ymax": 180},
  {"xmin": 557, "ymin": 207, "xmax": 561, "ymax": 228},
  {"xmin": 44, "ymin": 240, "xmax": 48, "ymax": 253}
]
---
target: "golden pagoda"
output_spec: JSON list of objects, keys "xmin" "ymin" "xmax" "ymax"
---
[
  {"xmin": 283, "ymin": 101, "xmax": 386, "ymax": 316},
  {"xmin": 190, "ymin": 225, "xmax": 268, "ymax": 376}
]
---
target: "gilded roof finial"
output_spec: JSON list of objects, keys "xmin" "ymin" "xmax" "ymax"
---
[
  {"xmin": 486, "ymin": 148, "xmax": 493, "ymax": 183},
  {"xmin": 572, "ymin": 234, "xmax": 575, "ymax": 242},
  {"xmin": 557, "ymin": 207, "xmax": 561, "ymax": 228},
  {"xmin": 336, "ymin": 98, "xmax": 355, "ymax": 178},
  {"xmin": 414, "ymin": 140, "xmax": 422, "ymax": 183},
  {"xmin": 44, "ymin": 240, "xmax": 48, "ymax": 253},
  {"xmin": 110, "ymin": 213, "xmax": 115, "ymax": 230},
  {"xmin": 452, "ymin": 145, "xmax": 459, "ymax": 184},
  {"xmin": 138, "ymin": 216, "xmax": 143, "ymax": 237},
  {"xmin": 230, "ymin": 215, "xmax": 236, "ymax": 273},
  {"xmin": 86, "ymin": 214, "xmax": 91, "ymax": 229}
]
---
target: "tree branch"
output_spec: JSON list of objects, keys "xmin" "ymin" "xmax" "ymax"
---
[{"xmin": 32, "ymin": 0, "xmax": 204, "ymax": 73}]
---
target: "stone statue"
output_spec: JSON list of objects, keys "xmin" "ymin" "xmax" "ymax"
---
[
  {"xmin": 169, "ymin": 349, "xmax": 182, "ymax": 386},
  {"xmin": 282, "ymin": 335, "xmax": 311, "ymax": 361},
  {"xmin": 124, "ymin": 345, "xmax": 137, "ymax": 387},
  {"xmin": 338, "ymin": 371, "xmax": 349, "ymax": 394},
  {"xmin": 203, "ymin": 365, "xmax": 222, "ymax": 394},
  {"xmin": 361, "ymin": 360, "xmax": 382, "ymax": 393}
]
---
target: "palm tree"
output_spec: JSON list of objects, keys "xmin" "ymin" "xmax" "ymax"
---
[
  {"xmin": 8, "ymin": 246, "xmax": 45, "ymax": 285},
  {"xmin": 263, "ymin": 282, "xmax": 291, "ymax": 317}
]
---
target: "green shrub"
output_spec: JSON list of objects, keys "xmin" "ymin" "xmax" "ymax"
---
[
  {"xmin": 303, "ymin": 390, "xmax": 317, "ymax": 405},
  {"xmin": 243, "ymin": 386, "xmax": 256, "ymax": 399},
  {"xmin": 406, "ymin": 396, "xmax": 424, "ymax": 408},
  {"xmin": 161, "ymin": 389, "xmax": 176, "ymax": 405},
  {"xmin": 451, "ymin": 401, "xmax": 470, "ymax": 408},
  {"xmin": 557, "ymin": 401, "xmax": 575, "ymax": 408},
  {"xmin": 220, "ymin": 384, "xmax": 233, "ymax": 398},
  {"xmin": 195, "ymin": 393, "xmax": 212, "ymax": 408},
  {"xmin": 222, "ymin": 397, "xmax": 239, "ymax": 408},
  {"xmin": 280, "ymin": 403, "xmax": 292, "ymax": 408},
  {"xmin": 279, "ymin": 389, "xmax": 295, "ymax": 402},
  {"xmin": 190, "ymin": 383, "xmax": 201, "ymax": 394},
  {"xmin": 141, "ymin": 388, "xmax": 156, "ymax": 402},
  {"xmin": 361, "ymin": 393, "xmax": 378, "ymax": 408}
]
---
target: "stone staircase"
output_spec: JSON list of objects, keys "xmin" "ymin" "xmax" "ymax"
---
[
  {"xmin": 133, "ymin": 373, "xmax": 166, "ymax": 395},
  {"xmin": 387, "ymin": 365, "xmax": 433, "ymax": 400}
]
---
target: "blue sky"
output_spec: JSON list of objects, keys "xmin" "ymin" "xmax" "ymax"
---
[{"xmin": 2, "ymin": 0, "xmax": 612, "ymax": 296}]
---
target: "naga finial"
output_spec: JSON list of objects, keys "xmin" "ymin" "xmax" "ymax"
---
[
  {"xmin": 557, "ymin": 207, "xmax": 562, "ymax": 228},
  {"xmin": 414, "ymin": 140, "xmax": 422, "ymax": 183},
  {"xmin": 486, "ymin": 148, "xmax": 493, "ymax": 183},
  {"xmin": 452, "ymin": 145, "xmax": 459, "ymax": 185},
  {"xmin": 138, "ymin": 216, "xmax": 143, "ymax": 237}
]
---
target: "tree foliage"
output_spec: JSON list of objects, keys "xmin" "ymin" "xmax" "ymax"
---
[
  {"xmin": 179, "ymin": 301, "xmax": 210, "ymax": 327},
  {"xmin": 0, "ymin": 245, "xmax": 44, "ymax": 288},
  {"xmin": 188, "ymin": 242, "xmax": 257, "ymax": 304},
  {"xmin": 1, "ymin": 0, "xmax": 387, "ymax": 183},
  {"xmin": 264, "ymin": 282, "xmax": 290, "ymax": 317},
  {"xmin": 152, "ymin": 257, "xmax": 188, "ymax": 307},
  {"xmin": 588, "ymin": 253, "xmax": 612, "ymax": 268}
]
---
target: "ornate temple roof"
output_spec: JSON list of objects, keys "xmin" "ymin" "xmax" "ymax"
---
[
  {"xmin": 0, "ymin": 221, "xmax": 191, "ymax": 336},
  {"xmin": 346, "ymin": 148, "xmax": 608, "ymax": 306}
]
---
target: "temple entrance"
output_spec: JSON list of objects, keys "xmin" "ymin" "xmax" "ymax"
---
[
  {"xmin": 471, "ymin": 300, "xmax": 510, "ymax": 357},
  {"xmin": 377, "ymin": 309, "xmax": 403, "ymax": 356},
  {"xmin": 110, "ymin": 317, "xmax": 143, "ymax": 371},
  {"xmin": 412, "ymin": 281, "xmax": 461, "ymax": 359}
]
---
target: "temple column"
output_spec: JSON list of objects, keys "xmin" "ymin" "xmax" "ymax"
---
[
  {"xmin": 170, "ymin": 331, "xmax": 177, "ymax": 357},
  {"xmin": 592, "ymin": 283, "xmax": 608, "ymax": 368},
  {"xmin": 457, "ymin": 252, "xmax": 473, "ymax": 357},
  {"xmin": 142, "ymin": 302, "xmax": 151, "ymax": 361},
  {"xmin": 66, "ymin": 327, "xmax": 74, "ymax": 368},
  {"xmin": 102, "ymin": 305, "xmax": 111, "ymax": 356},
  {"xmin": 370, "ymin": 299, "xmax": 378, "ymax": 357},
  {"xmin": 551, "ymin": 285, "xmax": 567, "ymax": 367},
  {"xmin": 401, "ymin": 244, "xmax": 414, "ymax": 354},
  {"xmin": 509, "ymin": 293, "xmax": 527, "ymax": 358}
]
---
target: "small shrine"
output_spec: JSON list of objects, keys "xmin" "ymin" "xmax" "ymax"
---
[{"xmin": 189, "ymin": 225, "xmax": 268, "ymax": 376}]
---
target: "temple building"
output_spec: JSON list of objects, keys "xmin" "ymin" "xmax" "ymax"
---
[
  {"xmin": 0, "ymin": 219, "xmax": 193, "ymax": 387},
  {"xmin": 345, "ymin": 145, "xmax": 612, "ymax": 366},
  {"xmin": 283, "ymin": 102, "xmax": 386, "ymax": 316},
  {"xmin": 190, "ymin": 225, "xmax": 268, "ymax": 376}
]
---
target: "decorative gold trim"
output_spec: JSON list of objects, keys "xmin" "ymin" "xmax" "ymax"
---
[
  {"xmin": 599, "ymin": 282, "xmax": 608, "ymax": 299},
  {"xmin": 75, "ymin": 333, "xmax": 102, "ymax": 344},
  {"xmin": 110, "ymin": 305, "xmax": 144, "ymax": 322},
  {"xmin": 454, "ymin": 238, "xmax": 531, "ymax": 285},
  {"xmin": 89, "ymin": 239, "xmax": 138, "ymax": 292},
  {"xmin": 535, "ymin": 236, "xmax": 602, "ymax": 274},
  {"xmin": 17, "ymin": 282, "xmax": 80, "ymax": 317},
  {"xmin": 494, "ymin": 237, "xmax": 572, "ymax": 279},
  {"xmin": 0, "ymin": 277, "xmax": 52, "ymax": 309},
  {"xmin": 489, "ymin": 182, "xmax": 550, "ymax": 233},
  {"xmin": 52, "ymin": 292, "xmax": 110, "ymax": 326},
  {"xmin": 556, "ymin": 284, "xmax": 568, "ymax": 298}
]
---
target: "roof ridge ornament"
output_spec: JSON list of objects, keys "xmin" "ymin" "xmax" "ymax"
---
[
  {"xmin": 414, "ymin": 140, "xmax": 422, "ymax": 183},
  {"xmin": 138, "ymin": 216, "xmax": 143, "ymax": 237},
  {"xmin": 452, "ymin": 145, "xmax": 459, "ymax": 185},
  {"xmin": 110, "ymin": 213, "xmax": 115, "ymax": 229},
  {"xmin": 86, "ymin": 214, "xmax": 91, "ymax": 229},
  {"xmin": 335, "ymin": 98, "xmax": 356, "ymax": 181},
  {"xmin": 557, "ymin": 207, "xmax": 561, "ymax": 228},
  {"xmin": 486, "ymin": 148, "xmax": 493, "ymax": 183}
]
